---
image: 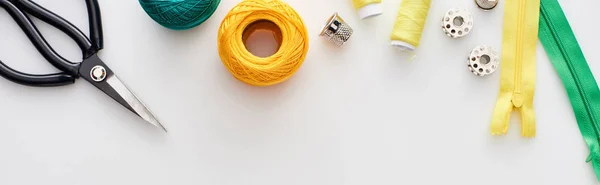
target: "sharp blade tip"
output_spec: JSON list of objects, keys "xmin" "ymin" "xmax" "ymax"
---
[
  {"xmin": 141, "ymin": 115, "xmax": 167, "ymax": 133},
  {"xmin": 158, "ymin": 123, "xmax": 168, "ymax": 133},
  {"xmin": 152, "ymin": 120, "xmax": 167, "ymax": 133}
]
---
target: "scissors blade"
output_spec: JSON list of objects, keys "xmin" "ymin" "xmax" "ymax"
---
[
  {"xmin": 105, "ymin": 75, "xmax": 167, "ymax": 132},
  {"xmin": 79, "ymin": 54, "xmax": 167, "ymax": 132}
]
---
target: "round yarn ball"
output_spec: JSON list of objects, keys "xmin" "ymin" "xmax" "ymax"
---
[
  {"xmin": 139, "ymin": 0, "xmax": 221, "ymax": 30},
  {"xmin": 217, "ymin": 0, "xmax": 309, "ymax": 86}
]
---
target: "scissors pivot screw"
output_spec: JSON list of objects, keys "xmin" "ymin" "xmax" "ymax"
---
[{"xmin": 90, "ymin": 65, "xmax": 107, "ymax": 82}]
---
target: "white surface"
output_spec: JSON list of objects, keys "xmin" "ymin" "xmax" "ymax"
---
[{"xmin": 0, "ymin": 0, "xmax": 599, "ymax": 184}]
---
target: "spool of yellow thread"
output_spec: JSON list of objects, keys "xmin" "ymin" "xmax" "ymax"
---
[
  {"xmin": 352, "ymin": 0, "xmax": 383, "ymax": 19},
  {"xmin": 390, "ymin": 0, "xmax": 432, "ymax": 52},
  {"xmin": 217, "ymin": 0, "xmax": 309, "ymax": 86}
]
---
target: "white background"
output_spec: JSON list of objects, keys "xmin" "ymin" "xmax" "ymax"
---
[{"xmin": 0, "ymin": 0, "xmax": 598, "ymax": 184}]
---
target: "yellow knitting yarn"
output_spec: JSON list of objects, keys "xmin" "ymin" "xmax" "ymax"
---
[
  {"xmin": 390, "ymin": 0, "xmax": 432, "ymax": 52},
  {"xmin": 218, "ymin": 0, "xmax": 309, "ymax": 86}
]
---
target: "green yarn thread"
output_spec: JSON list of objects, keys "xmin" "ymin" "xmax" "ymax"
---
[{"xmin": 139, "ymin": 0, "xmax": 221, "ymax": 30}]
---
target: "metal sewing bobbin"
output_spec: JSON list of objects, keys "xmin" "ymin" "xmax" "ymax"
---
[
  {"xmin": 468, "ymin": 45, "xmax": 499, "ymax": 76},
  {"xmin": 441, "ymin": 8, "xmax": 473, "ymax": 38},
  {"xmin": 320, "ymin": 13, "xmax": 353, "ymax": 47},
  {"xmin": 475, "ymin": 0, "xmax": 499, "ymax": 11}
]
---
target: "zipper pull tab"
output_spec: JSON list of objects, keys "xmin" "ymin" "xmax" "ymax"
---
[{"xmin": 512, "ymin": 92, "xmax": 524, "ymax": 107}]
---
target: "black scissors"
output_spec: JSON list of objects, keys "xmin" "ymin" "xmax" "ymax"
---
[{"xmin": 0, "ymin": 0, "xmax": 166, "ymax": 132}]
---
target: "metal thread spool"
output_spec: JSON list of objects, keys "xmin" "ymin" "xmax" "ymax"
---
[
  {"xmin": 320, "ymin": 13, "xmax": 353, "ymax": 47},
  {"xmin": 475, "ymin": 0, "xmax": 499, "ymax": 11},
  {"xmin": 468, "ymin": 45, "xmax": 499, "ymax": 76},
  {"xmin": 441, "ymin": 8, "xmax": 473, "ymax": 38}
]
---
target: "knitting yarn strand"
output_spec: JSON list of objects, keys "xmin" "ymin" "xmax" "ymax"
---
[
  {"xmin": 218, "ymin": 0, "xmax": 309, "ymax": 86},
  {"xmin": 390, "ymin": 0, "xmax": 432, "ymax": 51},
  {"xmin": 139, "ymin": 0, "xmax": 221, "ymax": 30}
]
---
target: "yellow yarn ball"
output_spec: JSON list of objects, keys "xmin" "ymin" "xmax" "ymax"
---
[{"xmin": 217, "ymin": 0, "xmax": 309, "ymax": 86}]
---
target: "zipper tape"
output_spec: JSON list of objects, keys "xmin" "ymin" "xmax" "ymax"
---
[
  {"xmin": 539, "ymin": 0, "xmax": 600, "ymax": 180},
  {"xmin": 491, "ymin": 0, "xmax": 540, "ymax": 137}
]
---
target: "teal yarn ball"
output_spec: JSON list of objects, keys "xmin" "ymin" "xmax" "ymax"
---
[{"xmin": 139, "ymin": 0, "xmax": 221, "ymax": 30}]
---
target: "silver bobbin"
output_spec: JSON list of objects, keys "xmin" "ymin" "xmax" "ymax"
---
[
  {"xmin": 468, "ymin": 45, "xmax": 499, "ymax": 76},
  {"xmin": 475, "ymin": 0, "xmax": 499, "ymax": 11},
  {"xmin": 441, "ymin": 8, "xmax": 473, "ymax": 38},
  {"xmin": 320, "ymin": 13, "xmax": 353, "ymax": 47}
]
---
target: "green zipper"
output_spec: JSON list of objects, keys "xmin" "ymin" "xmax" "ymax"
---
[{"xmin": 539, "ymin": 0, "xmax": 600, "ymax": 180}]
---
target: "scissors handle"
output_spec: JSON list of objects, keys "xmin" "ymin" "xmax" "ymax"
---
[
  {"xmin": 16, "ymin": 0, "xmax": 94, "ymax": 56},
  {"xmin": 0, "ymin": 64, "xmax": 75, "ymax": 86},
  {"xmin": 0, "ymin": 0, "xmax": 103, "ymax": 87},
  {"xmin": 86, "ymin": 0, "xmax": 103, "ymax": 52}
]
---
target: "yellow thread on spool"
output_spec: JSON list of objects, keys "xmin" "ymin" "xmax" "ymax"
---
[
  {"xmin": 390, "ymin": 0, "xmax": 432, "ymax": 52},
  {"xmin": 352, "ymin": 0, "xmax": 383, "ymax": 19},
  {"xmin": 218, "ymin": 0, "xmax": 309, "ymax": 86}
]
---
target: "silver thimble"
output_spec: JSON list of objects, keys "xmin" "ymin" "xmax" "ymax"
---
[
  {"xmin": 320, "ymin": 13, "xmax": 353, "ymax": 47},
  {"xmin": 475, "ymin": 0, "xmax": 499, "ymax": 11}
]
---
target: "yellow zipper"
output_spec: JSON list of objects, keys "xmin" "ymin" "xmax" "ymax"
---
[
  {"xmin": 491, "ymin": 0, "xmax": 540, "ymax": 137},
  {"xmin": 512, "ymin": 0, "xmax": 525, "ymax": 108}
]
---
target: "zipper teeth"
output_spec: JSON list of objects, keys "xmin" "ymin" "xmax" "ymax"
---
[
  {"xmin": 514, "ymin": 0, "xmax": 526, "ymax": 94},
  {"xmin": 541, "ymin": 3, "xmax": 600, "ymax": 141}
]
